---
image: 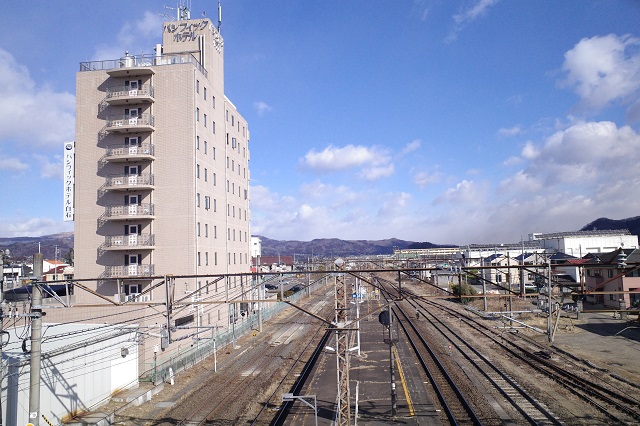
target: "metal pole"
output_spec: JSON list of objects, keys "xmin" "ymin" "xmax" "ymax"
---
[
  {"xmin": 29, "ymin": 252, "xmax": 44, "ymax": 426},
  {"xmin": 388, "ymin": 304, "xmax": 397, "ymax": 417},
  {"xmin": 547, "ymin": 260, "xmax": 553, "ymax": 343},
  {"xmin": 334, "ymin": 258, "xmax": 350, "ymax": 426}
]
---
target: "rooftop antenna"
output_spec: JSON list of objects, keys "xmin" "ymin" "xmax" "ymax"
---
[
  {"xmin": 178, "ymin": 0, "xmax": 191, "ymax": 20},
  {"xmin": 217, "ymin": 0, "xmax": 222, "ymax": 31}
]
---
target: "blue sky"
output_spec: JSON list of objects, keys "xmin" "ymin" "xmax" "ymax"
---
[{"xmin": 1, "ymin": 1, "xmax": 640, "ymax": 245}]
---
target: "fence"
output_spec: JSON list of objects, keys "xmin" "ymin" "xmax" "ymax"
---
[{"xmin": 143, "ymin": 276, "xmax": 329, "ymax": 385}]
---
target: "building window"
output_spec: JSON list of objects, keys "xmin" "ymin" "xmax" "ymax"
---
[
  {"xmin": 203, "ymin": 87, "xmax": 207, "ymax": 100},
  {"xmin": 204, "ymin": 168, "xmax": 208, "ymax": 181},
  {"xmin": 204, "ymin": 113, "xmax": 207, "ymax": 127},
  {"xmin": 196, "ymin": 107, "xmax": 200, "ymax": 122},
  {"xmin": 213, "ymin": 173, "xmax": 217, "ymax": 186},
  {"xmin": 215, "ymin": 252, "xmax": 218, "ymax": 266},
  {"xmin": 212, "ymin": 95, "xmax": 216, "ymax": 109},
  {"xmin": 608, "ymin": 269, "xmax": 614, "ymax": 278},
  {"xmin": 204, "ymin": 140, "xmax": 207, "ymax": 154},
  {"xmin": 214, "ymin": 225, "xmax": 217, "ymax": 239},
  {"xmin": 196, "ymin": 80, "xmax": 200, "ymax": 93},
  {"xmin": 196, "ymin": 136, "xmax": 200, "ymax": 150},
  {"xmin": 196, "ymin": 164, "xmax": 200, "ymax": 179},
  {"xmin": 205, "ymin": 223, "xmax": 208, "ymax": 237},
  {"xmin": 205, "ymin": 252, "xmax": 209, "ymax": 266},
  {"xmin": 205, "ymin": 196, "xmax": 211, "ymax": 210},
  {"xmin": 212, "ymin": 121, "xmax": 216, "ymax": 134},
  {"xmin": 196, "ymin": 193, "xmax": 200, "ymax": 208},
  {"xmin": 197, "ymin": 252, "xmax": 201, "ymax": 266},
  {"xmin": 212, "ymin": 147, "xmax": 216, "ymax": 159},
  {"xmin": 197, "ymin": 222, "xmax": 200, "ymax": 236},
  {"xmin": 213, "ymin": 198, "xmax": 217, "ymax": 212},
  {"xmin": 231, "ymin": 115, "xmax": 235, "ymax": 126}
]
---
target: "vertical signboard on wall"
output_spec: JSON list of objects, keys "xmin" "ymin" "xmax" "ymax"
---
[{"xmin": 63, "ymin": 142, "xmax": 75, "ymax": 222}]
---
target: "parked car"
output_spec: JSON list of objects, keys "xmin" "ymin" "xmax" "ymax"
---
[
  {"xmin": 265, "ymin": 284, "xmax": 278, "ymax": 290},
  {"xmin": 290, "ymin": 285, "xmax": 302, "ymax": 292}
]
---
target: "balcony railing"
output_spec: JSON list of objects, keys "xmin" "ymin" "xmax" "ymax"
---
[
  {"xmin": 102, "ymin": 203, "xmax": 154, "ymax": 221},
  {"xmin": 113, "ymin": 293, "xmax": 151, "ymax": 303},
  {"xmin": 105, "ymin": 114, "xmax": 154, "ymax": 133},
  {"xmin": 104, "ymin": 264, "xmax": 155, "ymax": 278},
  {"xmin": 104, "ymin": 143, "xmax": 154, "ymax": 161},
  {"xmin": 79, "ymin": 53, "xmax": 207, "ymax": 78},
  {"xmin": 102, "ymin": 173, "xmax": 154, "ymax": 191},
  {"xmin": 105, "ymin": 84, "xmax": 155, "ymax": 105},
  {"xmin": 103, "ymin": 234, "xmax": 155, "ymax": 249}
]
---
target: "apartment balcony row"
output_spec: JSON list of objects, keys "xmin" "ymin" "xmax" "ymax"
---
[
  {"xmin": 101, "ymin": 173, "xmax": 154, "ymax": 192},
  {"xmin": 79, "ymin": 52, "xmax": 206, "ymax": 78},
  {"xmin": 105, "ymin": 84, "xmax": 154, "ymax": 105},
  {"xmin": 102, "ymin": 143, "xmax": 154, "ymax": 163},
  {"xmin": 100, "ymin": 203, "xmax": 155, "ymax": 223},
  {"xmin": 102, "ymin": 234, "xmax": 155, "ymax": 250},
  {"xmin": 105, "ymin": 114, "xmax": 155, "ymax": 133},
  {"xmin": 103, "ymin": 264, "xmax": 155, "ymax": 278}
]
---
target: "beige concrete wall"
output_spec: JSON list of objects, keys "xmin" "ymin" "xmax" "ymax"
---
[{"xmin": 67, "ymin": 16, "xmax": 251, "ymax": 361}]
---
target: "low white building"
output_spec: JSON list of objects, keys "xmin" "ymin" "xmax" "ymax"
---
[
  {"xmin": 529, "ymin": 230, "xmax": 638, "ymax": 256},
  {"xmin": 1, "ymin": 323, "xmax": 139, "ymax": 425}
]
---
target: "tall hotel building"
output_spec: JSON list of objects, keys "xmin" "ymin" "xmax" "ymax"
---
[{"xmin": 69, "ymin": 10, "xmax": 251, "ymax": 359}]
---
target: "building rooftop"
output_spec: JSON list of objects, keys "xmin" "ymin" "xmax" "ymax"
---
[{"xmin": 531, "ymin": 229, "xmax": 631, "ymax": 239}]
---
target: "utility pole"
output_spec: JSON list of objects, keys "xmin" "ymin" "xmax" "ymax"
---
[
  {"xmin": 334, "ymin": 258, "xmax": 350, "ymax": 426},
  {"xmin": 29, "ymin": 252, "xmax": 44, "ymax": 425}
]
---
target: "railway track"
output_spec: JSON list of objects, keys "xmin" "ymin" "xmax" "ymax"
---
[
  {"xmin": 385, "ymin": 274, "xmax": 640, "ymax": 425},
  {"xmin": 115, "ymin": 290, "xmax": 335, "ymax": 425},
  {"xmin": 417, "ymin": 297, "xmax": 640, "ymax": 424}
]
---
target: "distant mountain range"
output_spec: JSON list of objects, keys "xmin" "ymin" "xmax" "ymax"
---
[
  {"xmin": 255, "ymin": 236, "xmax": 451, "ymax": 257},
  {"xmin": 1, "ymin": 217, "xmax": 639, "ymax": 262},
  {"xmin": 0, "ymin": 232, "xmax": 74, "ymax": 262},
  {"xmin": 580, "ymin": 216, "xmax": 640, "ymax": 236}
]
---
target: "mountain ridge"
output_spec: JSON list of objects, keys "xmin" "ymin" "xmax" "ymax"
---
[{"xmin": 2, "ymin": 217, "xmax": 640, "ymax": 261}]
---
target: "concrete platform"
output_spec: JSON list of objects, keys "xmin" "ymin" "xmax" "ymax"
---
[
  {"xmin": 65, "ymin": 382, "xmax": 163, "ymax": 425},
  {"xmin": 287, "ymin": 309, "xmax": 441, "ymax": 425}
]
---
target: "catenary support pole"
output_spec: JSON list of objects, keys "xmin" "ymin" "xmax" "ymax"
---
[{"xmin": 29, "ymin": 252, "xmax": 44, "ymax": 425}]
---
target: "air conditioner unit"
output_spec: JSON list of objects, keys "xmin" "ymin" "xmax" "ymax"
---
[{"xmin": 113, "ymin": 240, "xmax": 123, "ymax": 245}]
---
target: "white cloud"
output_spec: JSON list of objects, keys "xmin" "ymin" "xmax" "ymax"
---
[
  {"xmin": 560, "ymin": 34, "xmax": 640, "ymax": 113},
  {"xmin": 253, "ymin": 101, "xmax": 273, "ymax": 116},
  {"xmin": 413, "ymin": 170, "xmax": 441, "ymax": 189},
  {"xmin": 0, "ymin": 49, "xmax": 75, "ymax": 148},
  {"xmin": 301, "ymin": 144, "xmax": 393, "ymax": 180},
  {"xmin": 447, "ymin": 0, "xmax": 500, "ymax": 42},
  {"xmin": 92, "ymin": 12, "xmax": 164, "ymax": 61},
  {"xmin": 358, "ymin": 164, "xmax": 395, "ymax": 181},
  {"xmin": 0, "ymin": 217, "xmax": 72, "ymax": 238},
  {"xmin": 435, "ymin": 179, "xmax": 486, "ymax": 205},
  {"xmin": 499, "ymin": 170, "xmax": 542, "ymax": 193},
  {"xmin": 400, "ymin": 139, "xmax": 421, "ymax": 156},
  {"xmin": 497, "ymin": 126, "xmax": 521, "ymax": 138},
  {"xmin": 0, "ymin": 154, "xmax": 29, "ymax": 172},
  {"xmin": 503, "ymin": 156, "xmax": 522, "ymax": 166},
  {"xmin": 35, "ymin": 154, "xmax": 63, "ymax": 179}
]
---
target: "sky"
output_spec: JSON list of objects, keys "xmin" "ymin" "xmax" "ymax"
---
[{"xmin": 1, "ymin": 1, "xmax": 640, "ymax": 245}]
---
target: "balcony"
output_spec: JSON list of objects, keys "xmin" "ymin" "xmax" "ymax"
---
[
  {"xmin": 103, "ymin": 234, "xmax": 155, "ymax": 250},
  {"xmin": 102, "ymin": 173, "xmax": 154, "ymax": 192},
  {"xmin": 113, "ymin": 293, "xmax": 151, "ymax": 303},
  {"xmin": 105, "ymin": 84, "xmax": 154, "ymax": 105},
  {"xmin": 104, "ymin": 143, "xmax": 154, "ymax": 162},
  {"xmin": 105, "ymin": 114, "xmax": 155, "ymax": 133},
  {"xmin": 101, "ymin": 203, "xmax": 154, "ymax": 222},
  {"xmin": 104, "ymin": 264, "xmax": 155, "ymax": 278}
]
